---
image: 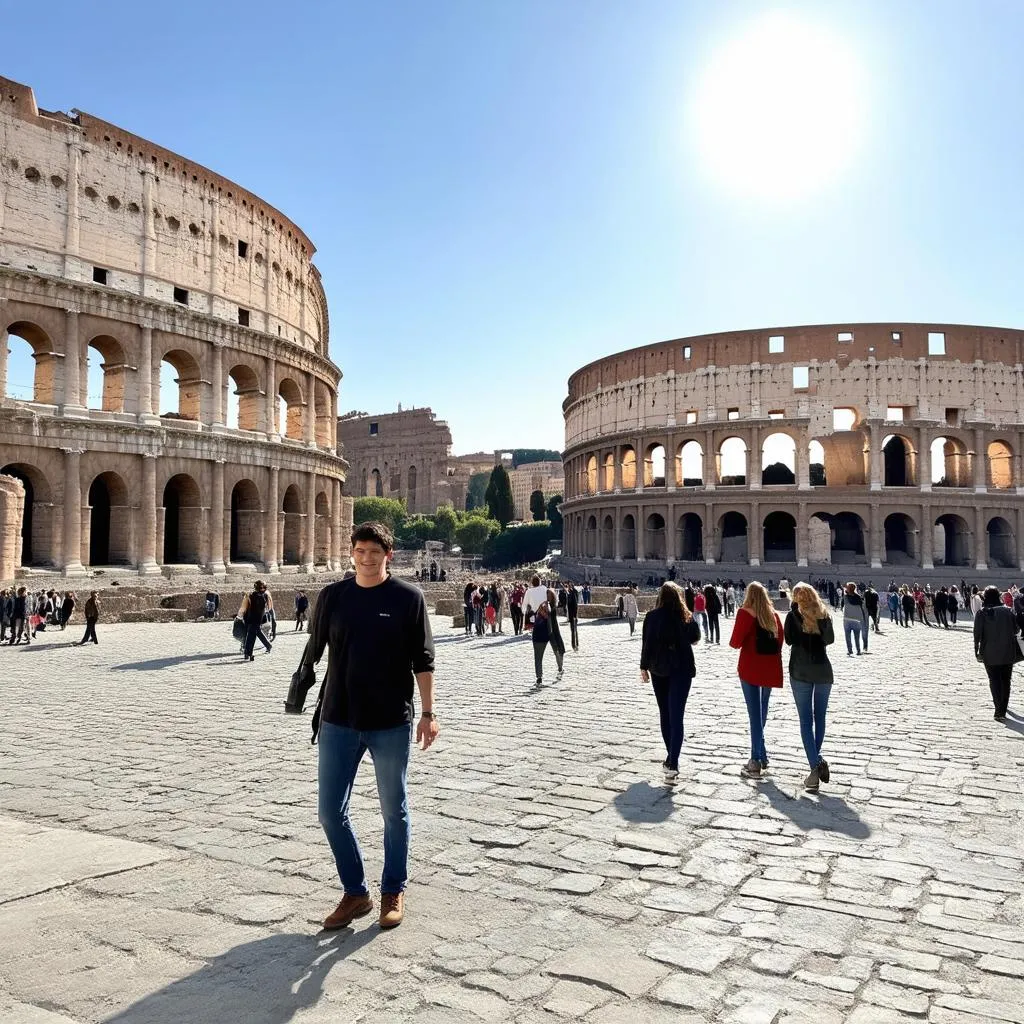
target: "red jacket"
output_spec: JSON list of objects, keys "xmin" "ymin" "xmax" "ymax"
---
[{"xmin": 729, "ymin": 607, "xmax": 784, "ymax": 688}]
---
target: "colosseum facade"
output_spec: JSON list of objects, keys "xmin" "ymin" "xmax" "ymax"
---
[
  {"xmin": 561, "ymin": 323, "xmax": 1024, "ymax": 574},
  {"xmin": 0, "ymin": 76, "xmax": 349, "ymax": 578}
]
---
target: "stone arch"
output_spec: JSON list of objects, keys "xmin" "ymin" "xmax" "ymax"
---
[
  {"xmin": 87, "ymin": 471, "xmax": 130, "ymax": 565},
  {"xmin": 230, "ymin": 479, "xmax": 262, "ymax": 562},
  {"xmin": 884, "ymin": 512, "xmax": 917, "ymax": 565},
  {"xmin": 225, "ymin": 363, "xmax": 263, "ymax": 431},
  {"xmin": 5, "ymin": 320, "xmax": 57, "ymax": 404},
  {"xmin": 987, "ymin": 440, "xmax": 1013, "ymax": 489},
  {"xmin": 621, "ymin": 447, "xmax": 637, "ymax": 490},
  {"xmin": 85, "ymin": 335, "xmax": 128, "ymax": 412},
  {"xmin": 678, "ymin": 440, "xmax": 704, "ymax": 486},
  {"xmin": 930, "ymin": 436, "xmax": 970, "ymax": 487},
  {"xmin": 315, "ymin": 380, "xmax": 333, "ymax": 447},
  {"xmin": 808, "ymin": 439, "xmax": 827, "ymax": 486},
  {"xmin": 676, "ymin": 512, "xmax": 703, "ymax": 561},
  {"xmin": 601, "ymin": 514, "xmax": 614, "ymax": 559},
  {"xmin": 831, "ymin": 511, "xmax": 867, "ymax": 563},
  {"xmin": 162, "ymin": 473, "xmax": 202, "ymax": 563},
  {"xmin": 761, "ymin": 432, "xmax": 796, "ymax": 485},
  {"xmin": 585, "ymin": 514, "xmax": 598, "ymax": 558},
  {"xmin": 0, "ymin": 462, "xmax": 55, "ymax": 566},
  {"xmin": 882, "ymin": 434, "xmax": 916, "ymax": 487},
  {"xmin": 585, "ymin": 455, "xmax": 598, "ymax": 494},
  {"xmin": 277, "ymin": 377, "xmax": 304, "ymax": 439},
  {"xmin": 987, "ymin": 516, "xmax": 1015, "ymax": 568},
  {"xmin": 645, "ymin": 512, "xmax": 666, "ymax": 559},
  {"xmin": 369, "ymin": 468, "xmax": 383, "ymax": 497},
  {"xmin": 762, "ymin": 510, "xmax": 796, "ymax": 561},
  {"xmin": 602, "ymin": 453, "xmax": 615, "ymax": 491},
  {"xmin": 282, "ymin": 484, "xmax": 304, "ymax": 564},
  {"xmin": 643, "ymin": 444, "xmax": 666, "ymax": 487},
  {"xmin": 935, "ymin": 513, "xmax": 971, "ymax": 567},
  {"xmin": 159, "ymin": 349, "xmax": 202, "ymax": 420},
  {"xmin": 718, "ymin": 510, "xmax": 748, "ymax": 562},
  {"xmin": 718, "ymin": 437, "xmax": 747, "ymax": 486},
  {"xmin": 621, "ymin": 513, "xmax": 636, "ymax": 559},
  {"xmin": 315, "ymin": 489, "xmax": 331, "ymax": 565}
]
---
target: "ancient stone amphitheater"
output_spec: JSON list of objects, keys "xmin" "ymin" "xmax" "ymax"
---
[
  {"xmin": 0, "ymin": 76, "xmax": 348, "ymax": 581},
  {"xmin": 559, "ymin": 323, "xmax": 1024, "ymax": 578}
]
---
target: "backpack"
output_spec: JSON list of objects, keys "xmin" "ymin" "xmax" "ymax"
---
[{"xmin": 754, "ymin": 621, "xmax": 780, "ymax": 655}]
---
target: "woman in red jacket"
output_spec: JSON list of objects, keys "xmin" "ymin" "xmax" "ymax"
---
[{"xmin": 729, "ymin": 581, "xmax": 784, "ymax": 780}]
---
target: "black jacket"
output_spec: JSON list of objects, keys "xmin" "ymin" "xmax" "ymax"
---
[
  {"xmin": 784, "ymin": 610, "xmax": 835, "ymax": 685},
  {"xmin": 640, "ymin": 607, "xmax": 701, "ymax": 678},
  {"xmin": 974, "ymin": 605, "xmax": 1020, "ymax": 667}
]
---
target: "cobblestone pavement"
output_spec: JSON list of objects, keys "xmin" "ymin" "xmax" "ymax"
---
[{"xmin": 1, "ymin": 613, "xmax": 1022, "ymax": 1023}]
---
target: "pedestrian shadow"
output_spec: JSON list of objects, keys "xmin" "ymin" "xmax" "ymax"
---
[
  {"xmin": 111, "ymin": 652, "xmax": 237, "ymax": 671},
  {"xmin": 613, "ymin": 781, "xmax": 674, "ymax": 823},
  {"xmin": 102, "ymin": 929, "xmax": 376, "ymax": 1024},
  {"xmin": 999, "ymin": 715, "xmax": 1024, "ymax": 737},
  {"xmin": 757, "ymin": 779, "xmax": 870, "ymax": 838}
]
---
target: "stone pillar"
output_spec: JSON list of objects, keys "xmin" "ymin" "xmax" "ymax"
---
[
  {"xmin": 704, "ymin": 430, "xmax": 716, "ymax": 490},
  {"xmin": 614, "ymin": 512, "xmax": 622, "ymax": 561},
  {"xmin": 62, "ymin": 449, "xmax": 86, "ymax": 576},
  {"xmin": 919, "ymin": 426, "xmax": 931, "ymax": 491},
  {"xmin": 797, "ymin": 501, "xmax": 809, "ymax": 567},
  {"xmin": 265, "ymin": 356, "xmax": 277, "ymax": 437},
  {"xmin": 975, "ymin": 504, "xmax": 988, "ymax": 571},
  {"xmin": 210, "ymin": 344, "xmax": 224, "ymax": 428},
  {"xmin": 869, "ymin": 422, "xmax": 883, "ymax": 491},
  {"xmin": 1017, "ymin": 506, "xmax": 1024, "ymax": 571},
  {"xmin": 974, "ymin": 427, "xmax": 987, "ymax": 491},
  {"xmin": 331, "ymin": 477, "xmax": 343, "ymax": 569},
  {"xmin": 704, "ymin": 501, "xmax": 715, "ymax": 564},
  {"xmin": 748, "ymin": 500, "xmax": 761, "ymax": 566},
  {"xmin": 208, "ymin": 460, "xmax": 226, "ymax": 574},
  {"xmin": 139, "ymin": 453, "xmax": 160, "ymax": 573},
  {"xmin": 140, "ymin": 170, "xmax": 157, "ymax": 287},
  {"xmin": 305, "ymin": 371, "xmax": 317, "ymax": 446},
  {"xmin": 63, "ymin": 143, "xmax": 81, "ymax": 274},
  {"xmin": 265, "ymin": 466, "xmax": 280, "ymax": 573},
  {"xmin": 796, "ymin": 426, "xmax": 810, "ymax": 490},
  {"xmin": 63, "ymin": 309, "xmax": 84, "ymax": 411},
  {"xmin": 748, "ymin": 426, "xmax": 760, "ymax": 489},
  {"xmin": 331, "ymin": 389, "xmax": 339, "ymax": 451},
  {"xmin": 0, "ymin": 326, "xmax": 8, "ymax": 398},
  {"xmin": 613, "ymin": 445, "xmax": 622, "ymax": 493},
  {"xmin": 920, "ymin": 503, "xmax": 933, "ymax": 569},
  {"xmin": 635, "ymin": 503, "xmax": 645, "ymax": 563},
  {"xmin": 869, "ymin": 502, "xmax": 883, "ymax": 569},
  {"xmin": 304, "ymin": 471, "xmax": 316, "ymax": 570},
  {"xmin": 636, "ymin": 439, "xmax": 645, "ymax": 492},
  {"xmin": 137, "ymin": 326, "xmax": 156, "ymax": 421}
]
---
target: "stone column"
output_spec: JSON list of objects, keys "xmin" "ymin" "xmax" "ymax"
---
[
  {"xmin": 265, "ymin": 356, "xmax": 277, "ymax": 437},
  {"xmin": 331, "ymin": 389, "xmax": 339, "ymax": 451},
  {"xmin": 704, "ymin": 430, "xmax": 716, "ymax": 490},
  {"xmin": 918, "ymin": 426, "xmax": 931, "ymax": 491},
  {"xmin": 635, "ymin": 503, "xmax": 645, "ymax": 563},
  {"xmin": 975, "ymin": 504, "xmax": 988, "ymax": 570},
  {"xmin": 704, "ymin": 501, "xmax": 715, "ymax": 564},
  {"xmin": 748, "ymin": 500, "xmax": 761, "ymax": 566},
  {"xmin": 797, "ymin": 501, "xmax": 809, "ymax": 567},
  {"xmin": 613, "ymin": 445, "xmax": 622, "ymax": 493},
  {"xmin": 63, "ymin": 308, "xmax": 84, "ymax": 412},
  {"xmin": 137, "ymin": 326, "xmax": 156, "ymax": 420},
  {"xmin": 1017, "ymin": 506, "xmax": 1024, "ymax": 570},
  {"xmin": 266, "ymin": 466, "xmax": 280, "ymax": 573},
  {"xmin": 870, "ymin": 502, "xmax": 883, "ymax": 569},
  {"xmin": 974, "ymin": 427, "xmax": 987, "ymax": 491},
  {"xmin": 208, "ymin": 460, "xmax": 226, "ymax": 574},
  {"xmin": 210, "ymin": 344, "xmax": 224, "ymax": 428},
  {"xmin": 331, "ymin": 477, "xmax": 343, "ymax": 569},
  {"xmin": 920, "ymin": 503, "xmax": 934, "ymax": 569},
  {"xmin": 304, "ymin": 471, "xmax": 316, "ymax": 570},
  {"xmin": 139, "ymin": 453, "xmax": 160, "ymax": 573},
  {"xmin": 0, "ymin": 325, "xmax": 8, "ymax": 398},
  {"xmin": 748, "ymin": 426, "xmax": 761, "ymax": 489},
  {"xmin": 796, "ymin": 426, "xmax": 810, "ymax": 490},
  {"xmin": 62, "ymin": 449, "xmax": 86, "ymax": 576},
  {"xmin": 63, "ymin": 143, "xmax": 81, "ymax": 275},
  {"xmin": 305, "ymin": 370, "xmax": 317, "ymax": 446},
  {"xmin": 614, "ymin": 512, "xmax": 622, "ymax": 561},
  {"xmin": 869, "ymin": 422, "xmax": 883, "ymax": 491},
  {"xmin": 636, "ymin": 439, "xmax": 645, "ymax": 492}
]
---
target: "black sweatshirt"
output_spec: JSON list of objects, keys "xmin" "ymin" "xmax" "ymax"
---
[{"xmin": 309, "ymin": 575, "xmax": 435, "ymax": 730}]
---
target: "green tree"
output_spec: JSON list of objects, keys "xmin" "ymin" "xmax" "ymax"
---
[
  {"xmin": 546, "ymin": 494, "xmax": 563, "ymax": 537},
  {"xmin": 352, "ymin": 497, "xmax": 407, "ymax": 535},
  {"xmin": 396, "ymin": 516, "xmax": 434, "ymax": 547},
  {"xmin": 484, "ymin": 465, "xmax": 515, "ymax": 528},
  {"xmin": 433, "ymin": 503, "xmax": 457, "ymax": 546},
  {"xmin": 455, "ymin": 515, "xmax": 499, "ymax": 554},
  {"xmin": 465, "ymin": 471, "xmax": 489, "ymax": 511},
  {"xmin": 482, "ymin": 521, "xmax": 552, "ymax": 568},
  {"xmin": 529, "ymin": 489, "xmax": 546, "ymax": 522},
  {"xmin": 511, "ymin": 448, "xmax": 561, "ymax": 468}
]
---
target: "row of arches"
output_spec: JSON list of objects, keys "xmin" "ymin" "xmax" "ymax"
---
[
  {"xmin": 575, "ymin": 510, "xmax": 1018, "ymax": 568},
  {"xmin": 362, "ymin": 465, "xmax": 418, "ymax": 505}
]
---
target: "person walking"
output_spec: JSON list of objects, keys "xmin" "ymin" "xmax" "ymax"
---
[
  {"xmin": 901, "ymin": 586, "xmax": 916, "ymax": 627},
  {"xmin": 914, "ymin": 586, "xmax": 932, "ymax": 626},
  {"xmin": 974, "ymin": 584, "xmax": 1020, "ymax": 722},
  {"xmin": 640, "ymin": 582, "xmax": 702, "ymax": 781},
  {"xmin": 238, "ymin": 580, "xmax": 273, "ymax": 661},
  {"xmin": 729, "ymin": 582, "xmax": 784, "ymax": 780},
  {"xmin": 970, "ymin": 585, "xmax": 984, "ymax": 617},
  {"xmin": 60, "ymin": 590, "xmax": 76, "ymax": 630},
  {"xmin": 566, "ymin": 582, "xmax": 580, "ymax": 651},
  {"xmin": 78, "ymin": 591, "xmax": 100, "ymax": 645},
  {"xmin": 0, "ymin": 588, "xmax": 11, "ymax": 643},
  {"xmin": 864, "ymin": 585, "xmax": 880, "ymax": 634},
  {"xmin": 308, "ymin": 521, "xmax": 437, "ymax": 931},
  {"xmin": 8, "ymin": 586, "xmax": 29, "ymax": 645},
  {"xmin": 692, "ymin": 587, "xmax": 708, "ymax": 641},
  {"xmin": 295, "ymin": 591, "xmax": 310, "ymax": 631},
  {"xmin": 934, "ymin": 587, "xmax": 950, "ymax": 630},
  {"xmin": 842, "ymin": 582, "xmax": 869, "ymax": 655},
  {"xmin": 887, "ymin": 587, "xmax": 900, "ymax": 627},
  {"xmin": 785, "ymin": 583, "xmax": 836, "ymax": 792},
  {"xmin": 522, "ymin": 575, "xmax": 548, "ymax": 632},
  {"xmin": 623, "ymin": 586, "xmax": 639, "ymax": 637},
  {"xmin": 703, "ymin": 584, "xmax": 721, "ymax": 645},
  {"xmin": 494, "ymin": 582, "xmax": 506, "ymax": 635},
  {"xmin": 463, "ymin": 582, "xmax": 475, "ymax": 636},
  {"xmin": 509, "ymin": 582, "xmax": 524, "ymax": 636},
  {"xmin": 530, "ymin": 600, "xmax": 564, "ymax": 684},
  {"xmin": 949, "ymin": 586, "xmax": 961, "ymax": 625}
]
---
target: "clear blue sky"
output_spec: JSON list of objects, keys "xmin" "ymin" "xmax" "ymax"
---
[{"xmin": 5, "ymin": 0, "xmax": 1024, "ymax": 453}]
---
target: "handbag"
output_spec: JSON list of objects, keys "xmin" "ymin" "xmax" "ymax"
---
[
  {"xmin": 284, "ymin": 640, "xmax": 317, "ymax": 714},
  {"xmin": 231, "ymin": 617, "xmax": 246, "ymax": 642}
]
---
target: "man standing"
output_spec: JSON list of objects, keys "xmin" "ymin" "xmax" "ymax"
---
[
  {"xmin": 310, "ymin": 521, "xmax": 438, "ymax": 931},
  {"xmin": 295, "ymin": 590, "xmax": 309, "ymax": 631},
  {"xmin": 565, "ymin": 582, "xmax": 580, "ymax": 651},
  {"xmin": 623, "ymin": 585, "xmax": 639, "ymax": 636},
  {"xmin": 78, "ymin": 591, "xmax": 100, "ymax": 645},
  {"xmin": 237, "ymin": 581, "xmax": 273, "ymax": 661}
]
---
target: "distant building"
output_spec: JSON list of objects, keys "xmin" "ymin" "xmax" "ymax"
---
[{"xmin": 509, "ymin": 461, "xmax": 564, "ymax": 521}]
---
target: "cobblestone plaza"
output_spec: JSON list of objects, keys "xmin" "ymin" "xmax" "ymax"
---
[{"xmin": 1, "ymin": 614, "xmax": 1022, "ymax": 1023}]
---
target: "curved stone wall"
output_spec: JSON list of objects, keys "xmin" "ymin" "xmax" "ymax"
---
[
  {"xmin": 0, "ymin": 77, "xmax": 348, "ymax": 577},
  {"xmin": 561, "ymin": 323, "xmax": 1024, "ymax": 572}
]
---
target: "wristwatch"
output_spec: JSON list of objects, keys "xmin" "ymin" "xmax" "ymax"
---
[{"xmin": 420, "ymin": 711, "xmax": 437, "ymax": 721}]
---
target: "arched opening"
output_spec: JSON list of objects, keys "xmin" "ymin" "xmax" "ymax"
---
[
  {"xmin": 282, "ymin": 485, "xmax": 303, "ymax": 564},
  {"xmin": 678, "ymin": 440, "xmax": 704, "ymax": 486},
  {"xmin": 987, "ymin": 516, "xmax": 1015, "ymax": 568},
  {"xmin": 585, "ymin": 514, "xmax": 597, "ymax": 558},
  {"xmin": 883, "ymin": 435, "xmax": 915, "ymax": 487},
  {"xmin": 225, "ymin": 364, "xmax": 262, "ymax": 431},
  {"xmin": 718, "ymin": 511, "xmax": 748, "ymax": 562},
  {"xmin": 230, "ymin": 479, "xmax": 261, "ymax": 562},
  {"xmin": 809, "ymin": 440, "xmax": 826, "ymax": 486},
  {"xmin": 621, "ymin": 513, "xmax": 636, "ymax": 558},
  {"xmin": 162, "ymin": 474, "xmax": 202, "ymax": 563},
  {"xmin": 831, "ymin": 511, "xmax": 866, "ymax": 563},
  {"xmin": 87, "ymin": 472, "xmax": 130, "ymax": 565},
  {"xmin": 676, "ymin": 513, "xmax": 703, "ymax": 561},
  {"xmin": 369, "ymin": 468, "xmax": 383, "ymax": 498},
  {"xmin": 719, "ymin": 437, "xmax": 747, "ymax": 486},
  {"xmin": 159, "ymin": 350, "xmax": 202, "ymax": 420},
  {"xmin": 585, "ymin": 455, "xmax": 598, "ymax": 494},
  {"xmin": 86, "ymin": 336, "xmax": 128, "ymax": 412},
  {"xmin": 601, "ymin": 515, "xmax": 614, "ymax": 559},
  {"xmin": 645, "ymin": 512, "xmax": 666, "ymax": 559},
  {"xmin": 278, "ymin": 377, "xmax": 304, "ymax": 439},
  {"xmin": 407, "ymin": 465, "xmax": 418, "ymax": 508},
  {"xmin": 315, "ymin": 490, "xmax": 331, "ymax": 565},
  {"xmin": 761, "ymin": 433, "xmax": 796, "ymax": 485},
  {"xmin": 315, "ymin": 381, "xmax": 333, "ymax": 447},
  {"xmin": 988, "ymin": 441, "xmax": 1013, "ymax": 490},
  {"xmin": 621, "ymin": 447, "xmax": 637, "ymax": 489},
  {"xmin": 602, "ymin": 453, "xmax": 614, "ymax": 491},
  {"xmin": 930, "ymin": 436, "xmax": 970, "ymax": 487},
  {"xmin": 643, "ymin": 445, "xmax": 666, "ymax": 487},
  {"xmin": 935, "ymin": 513, "xmax": 971, "ymax": 566},
  {"xmin": 1, "ymin": 463, "xmax": 54, "ymax": 566},
  {"xmin": 763, "ymin": 510, "xmax": 796, "ymax": 561},
  {"xmin": 884, "ymin": 513, "xmax": 917, "ymax": 565},
  {"xmin": 5, "ymin": 321, "xmax": 57, "ymax": 404}
]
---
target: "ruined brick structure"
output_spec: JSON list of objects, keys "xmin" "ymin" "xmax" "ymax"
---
[
  {"xmin": 0, "ymin": 76, "xmax": 350, "ymax": 577},
  {"xmin": 561, "ymin": 323, "xmax": 1024, "ymax": 572}
]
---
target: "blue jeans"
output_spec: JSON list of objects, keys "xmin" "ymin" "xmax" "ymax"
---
[
  {"xmin": 791, "ymin": 679, "xmax": 832, "ymax": 769},
  {"xmin": 318, "ymin": 720, "xmax": 412, "ymax": 895},
  {"xmin": 740, "ymin": 680, "xmax": 772, "ymax": 763},
  {"xmin": 651, "ymin": 671, "xmax": 692, "ymax": 770},
  {"xmin": 843, "ymin": 620, "xmax": 865, "ymax": 654}
]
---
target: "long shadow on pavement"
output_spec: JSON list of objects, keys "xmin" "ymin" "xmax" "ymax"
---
[
  {"xmin": 111, "ymin": 652, "xmax": 239, "ymax": 672},
  {"xmin": 102, "ymin": 929, "xmax": 376, "ymax": 1024},
  {"xmin": 613, "ymin": 781, "xmax": 674, "ymax": 823},
  {"xmin": 757, "ymin": 779, "xmax": 871, "ymax": 838}
]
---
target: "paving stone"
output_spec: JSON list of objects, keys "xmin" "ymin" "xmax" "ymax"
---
[
  {"xmin": 645, "ymin": 931, "xmax": 742, "ymax": 973},
  {"xmin": 544, "ymin": 937, "xmax": 670, "ymax": 998}
]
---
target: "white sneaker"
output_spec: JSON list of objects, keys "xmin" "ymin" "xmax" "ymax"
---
[{"xmin": 663, "ymin": 766, "xmax": 679, "ymax": 781}]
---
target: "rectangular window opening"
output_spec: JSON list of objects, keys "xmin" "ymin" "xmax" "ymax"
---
[
  {"xmin": 928, "ymin": 331, "xmax": 946, "ymax": 355},
  {"xmin": 92, "ymin": 266, "xmax": 108, "ymax": 285},
  {"xmin": 945, "ymin": 408, "xmax": 960, "ymax": 427},
  {"xmin": 768, "ymin": 335, "xmax": 784, "ymax": 354},
  {"xmin": 682, "ymin": 345, "xmax": 692, "ymax": 359},
  {"xmin": 885, "ymin": 406, "xmax": 904, "ymax": 422},
  {"xmin": 369, "ymin": 422, "xmax": 378, "ymax": 436},
  {"xmin": 768, "ymin": 410, "xmax": 784, "ymax": 419},
  {"xmin": 173, "ymin": 286, "xmax": 189, "ymax": 305},
  {"xmin": 891, "ymin": 331, "xmax": 902, "ymax": 342},
  {"xmin": 728, "ymin": 408, "xmax": 740, "ymax": 420},
  {"xmin": 238, "ymin": 240, "xmax": 248, "ymax": 258},
  {"xmin": 837, "ymin": 331, "xmax": 853, "ymax": 343},
  {"xmin": 238, "ymin": 307, "xmax": 250, "ymax": 327},
  {"xmin": 793, "ymin": 366, "xmax": 809, "ymax": 389},
  {"xmin": 685, "ymin": 410, "xmax": 698, "ymax": 424}
]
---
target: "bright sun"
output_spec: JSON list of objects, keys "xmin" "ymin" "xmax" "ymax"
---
[{"xmin": 691, "ymin": 11, "xmax": 867, "ymax": 200}]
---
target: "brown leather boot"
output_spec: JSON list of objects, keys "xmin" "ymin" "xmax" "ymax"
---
[
  {"xmin": 323, "ymin": 893, "xmax": 373, "ymax": 930},
  {"xmin": 379, "ymin": 892, "xmax": 404, "ymax": 929}
]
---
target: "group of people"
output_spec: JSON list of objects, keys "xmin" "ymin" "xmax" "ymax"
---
[
  {"xmin": 461, "ymin": 578, "xmax": 585, "ymax": 644},
  {"xmin": 1, "ymin": 587, "xmax": 100, "ymax": 645}
]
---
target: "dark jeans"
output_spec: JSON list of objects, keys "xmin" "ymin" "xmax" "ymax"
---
[
  {"xmin": 81, "ymin": 618, "xmax": 98, "ymax": 644},
  {"xmin": 533, "ymin": 639, "xmax": 563, "ymax": 681},
  {"xmin": 936, "ymin": 607, "xmax": 948, "ymax": 628},
  {"xmin": 243, "ymin": 622, "xmax": 272, "ymax": 657},
  {"xmin": 706, "ymin": 613, "xmax": 720, "ymax": 644},
  {"xmin": 651, "ymin": 672, "xmax": 692, "ymax": 770},
  {"xmin": 510, "ymin": 605, "xmax": 523, "ymax": 635},
  {"xmin": 985, "ymin": 664, "xmax": 1013, "ymax": 717},
  {"xmin": 318, "ymin": 720, "xmax": 411, "ymax": 895},
  {"xmin": 791, "ymin": 679, "xmax": 832, "ymax": 769},
  {"xmin": 464, "ymin": 606, "xmax": 472, "ymax": 634},
  {"xmin": 950, "ymin": 604, "xmax": 958, "ymax": 624},
  {"xmin": 568, "ymin": 615, "xmax": 579, "ymax": 650}
]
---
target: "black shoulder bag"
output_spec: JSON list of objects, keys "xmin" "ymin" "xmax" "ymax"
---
[{"xmin": 284, "ymin": 638, "xmax": 318, "ymax": 716}]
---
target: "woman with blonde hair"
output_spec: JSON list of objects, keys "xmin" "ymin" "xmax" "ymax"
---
[
  {"xmin": 641, "ymin": 582, "xmax": 702, "ymax": 781},
  {"xmin": 785, "ymin": 583, "xmax": 835, "ymax": 791},
  {"xmin": 729, "ymin": 581, "xmax": 784, "ymax": 779}
]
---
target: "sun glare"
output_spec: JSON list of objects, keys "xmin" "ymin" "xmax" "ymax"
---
[{"xmin": 691, "ymin": 11, "xmax": 867, "ymax": 200}]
